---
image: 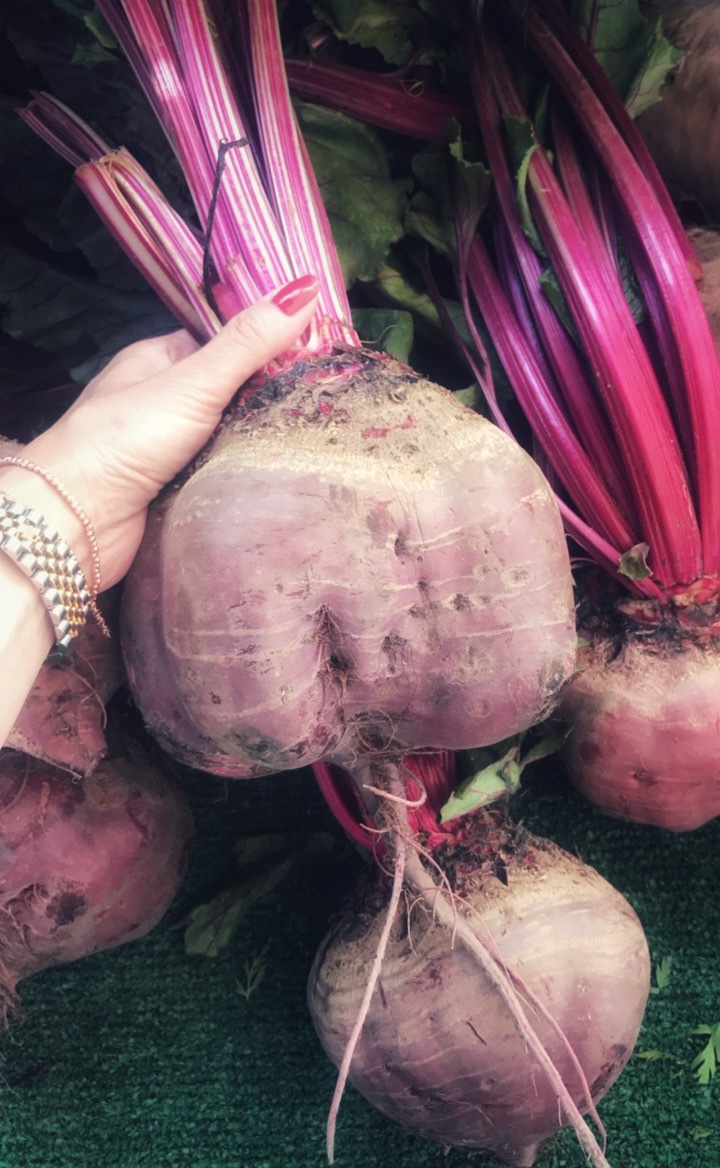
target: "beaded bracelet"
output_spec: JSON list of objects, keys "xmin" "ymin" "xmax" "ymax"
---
[
  {"xmin": 0, "ymin": 456, "xmax": 102, "ymax": 600},
  {"xmin": 0, "ymin": 491, "xmax": 91, "ymax": 656},
  {"xmin": 0, "ymin": 457, "xmax": 110, "ymax": 649}
]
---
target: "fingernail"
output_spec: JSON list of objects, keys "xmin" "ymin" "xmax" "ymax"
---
[{"xmin": 271, "ymin": 274, "xmax": 320, "ymax": 316}]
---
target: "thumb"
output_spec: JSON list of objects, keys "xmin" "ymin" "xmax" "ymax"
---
[{"xmin": 155, "ymin": 276, "xmax": 320, "ymax": 420}]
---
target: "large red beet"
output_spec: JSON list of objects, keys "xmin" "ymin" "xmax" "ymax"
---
[{"xmin": 121, "ymin": 353, "xmax": 576, "ymax": 778}]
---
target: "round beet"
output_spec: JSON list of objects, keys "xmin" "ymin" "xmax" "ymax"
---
[
  {"xmin": 122, "ymin": 352, "xmax": 576, "ymax": 777},
  {"xmin": 562, "ymin": 632, "xmax": 720, "ymax": 831},
  {"xmin": 309, "ymin": 826, "xmax": 649, "ymax": 1167},
  {"xmin": 0, "ymin": 748, "xmax": 193, "ymax": 1022}
]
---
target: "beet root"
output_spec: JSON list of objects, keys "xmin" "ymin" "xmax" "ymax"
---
[
  {"xmin": 121, "ymin": 352, "xmax": 576, "ymax": 777},
  {"xmin": 308, "ymin": 830, "xmax": 649, "ymax": 1166},
  {"xmin": 7, "ymin": 593, "xmax": 125, "ymax": 777},
  {"xmin": 0, "ymin": 747, "xmax": 193, "ymax": 1022},
  {"xmin": 561, "ymin": 632, "xmax": 720, "ymax": 831}
]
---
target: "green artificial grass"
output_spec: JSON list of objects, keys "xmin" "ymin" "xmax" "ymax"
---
[{"xmin": 0, "ymin": 761, "xmax": 718, "ymax": 1168}]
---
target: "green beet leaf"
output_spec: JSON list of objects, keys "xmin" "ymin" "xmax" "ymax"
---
[
  {"xmin": 692, "ymin": 1023, "xmax": 720, "ymax": 1086},
  {"xmin": 439, "ymin": 754, "xmax": 521, "ymax": 824},
  {"xmin": 311, "ymin": 0, "xmax": 419, "ymax": 66},
  {"xmin": 567, "ymin": 0, "xmax": 682, "ymax": 114},
  {"xmin": 351, "ymin": 308, "xmax": 413, "ymax": 362},
  {"xmin": 184, "ymin": 833, "xmax": 333, "ymax": 960},
  {"xmin": 297, "ymin": 103, "xmax": 409, "ymax": 287},
  {"xmin": 618, "ymin": 542, "xmax": 652, "ymax": 580}
]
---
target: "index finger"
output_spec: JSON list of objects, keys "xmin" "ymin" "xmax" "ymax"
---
[
  {"xmin": 149, "ymin": 288, "xmax": 319, "ymax": 421},
  {"xmin": 75, "ymin": 330, "xmax": 201, "ymax": 406}
]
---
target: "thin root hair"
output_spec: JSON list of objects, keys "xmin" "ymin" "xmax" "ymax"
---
[{"xmin": 362, "ymin": 782, "xmax": 427, "ymax": 809}]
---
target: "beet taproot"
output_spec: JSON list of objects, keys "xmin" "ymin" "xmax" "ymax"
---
[{"xmin": 121, "ymin": 352, "xmax": 576, "ymax": 778}]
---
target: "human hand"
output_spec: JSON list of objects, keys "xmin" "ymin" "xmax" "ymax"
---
[{"xmin": 0, "ymin": 278, "xmax": 319, "ymax": 591}]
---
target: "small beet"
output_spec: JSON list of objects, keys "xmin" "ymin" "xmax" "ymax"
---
[
  {"xmin": 562, "ymin": 631, "xmax": 720, "ymax": 831},
  {"xmin": 0, "ymin": 746, "xmax": 193, "ymax": 1023}
]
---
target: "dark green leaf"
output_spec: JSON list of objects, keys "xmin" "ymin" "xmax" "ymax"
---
[
  {"xmin": 408, "ymin": 128, "xmax": 491, "ymax": 261},
  {"xmin": 625, "ymin": 17, "xmax": 683, "ymax": 119},
  {"xmin": 233, "ymin": 832, "xmax": 308, "ymax": 866},
  {"xmin": 520, "ymin": 730, "xmax": 569, "ymax": 767},
  {"xmin": 184, "ymin": 832, "xmax": 332, "ymax": 959},
  {"xmin": 503, "ymin": 115, "xmax": 544, "ymax": 255},
  {"xmin": 351, "ymin": 307, "xmax": 413, "ymax": 361},
  {"xmin": 453, "ymin": 384, "xmax": 480, "ymax": 409},
  {"xmin": 539, "ymin": 268, "xmax": 576, "ymax": 340},
  {"xmin": 406, "ymin": 185, "xmax": 454, "ymax": 260},
  {"xmin": 567, "ymin": 0, "xmax": 681, "ymax": 111},
  {"xmin": 183, "ymin": 854, "xmax": 298, "ymax": 959},
  {"xmin": 617, "ymin": 240, "xmax": 647, "ymax": 325},
  {"xmin": 636, "ymin": 1048, "xmax": 680, "ymax": 1064},
  {"xmin": 236, "ymin": 944, "xmax": 270, "ymax": 1002},
  {"xmin": 71, "ymin": 40, "xmax": 115, "ymax": 67},
  {"xmin": 0, "ymin": 95, "xmax": 80, "ymax": 254},
  {"xmin": 691, "ymin": 1023, "xmax": 720, "ymax": 1086},
  {"xmin": 653, "ymin": 955, "xmax": 674, "ymax": 992},
  {"xmin": 311, "ymin": 0, "xmax": 418, "ymax": 66},
  {"xmin": 0, "ymin": 240, "xmax": 176, "ymax": 383},
  {"xmin": 691, "ymin": 1126, "xmax": 712, "ymax": 1141},
  {"xmin": 618, "ymin": 542, "xmax": 652, "ymax": 580},
  {"xmin": 50, "ymin": 0, "xmax": 92, "ymax": 23},
  {"xmin": 83, "ymin": 9, "xmax": 117, "ymax": 51},
  {"xmin": 408, "ymin": 141, "xmax": 454, "ymax": 252},
  {"xmin": 363, "ymin": 256, "xmax": 486, "ymax": 380},
  {"xmin": 364, "ymin": 261, "xmax": 445, "ymax": 333},
  {"xmin": 446, "ymin": 124, "xmax": 491, "ymax": 257},
  {"xmin": 298, "ymin": 103, "xmax": 409, "ymax": 287},
  {"xmin": 0, "ymin": 0, "xmax": 193, "ymax": 389}
]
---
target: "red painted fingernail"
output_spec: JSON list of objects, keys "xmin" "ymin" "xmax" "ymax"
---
[{"xmin": 271, "ymin": 274, "xmax": 320, "ymax": 316}]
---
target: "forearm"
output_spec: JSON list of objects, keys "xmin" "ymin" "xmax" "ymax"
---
[
  {"xmin": 0, "ymin": 557, "xmax": 54, "ymax": 745},
  {"xmin": 0, "ymin": 460, "xmax": 91, "ymax": 747}
]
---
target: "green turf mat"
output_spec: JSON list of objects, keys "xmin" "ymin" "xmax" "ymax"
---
[{"xmin": 0, "ymin": 764, "xmax": 717, "ymax": 1168}]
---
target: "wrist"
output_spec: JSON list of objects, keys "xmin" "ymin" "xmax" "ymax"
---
[
  {"xmin": 0, "ymin": 449, "xmax": 108, "ymax": 655},
  {"xmin": 0, "ymin": 551, "xmax": 55, "ymax": 744},
  {"xmin": 0, "ymin": 455, "xmax": 96, "ymax": 593}
]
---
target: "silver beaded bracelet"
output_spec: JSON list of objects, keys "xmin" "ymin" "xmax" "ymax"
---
[{"xmin": 0, "ymin": 491, "xmax": 91, "ymax": 656}]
